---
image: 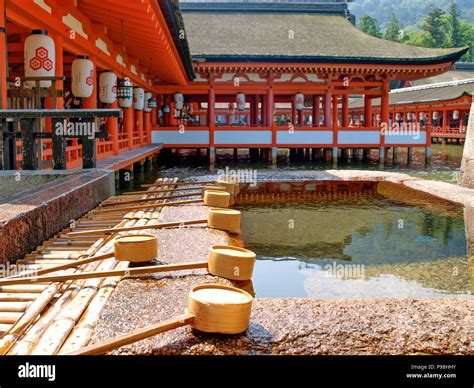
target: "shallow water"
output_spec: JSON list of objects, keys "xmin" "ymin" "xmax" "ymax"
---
[
  {"xmin": 239, "ymin": 199, "xmax": 472, "ymax": 299},
  {"xmin": 119, "ymin": 144, "xmax": 465, "ymax": 195}
]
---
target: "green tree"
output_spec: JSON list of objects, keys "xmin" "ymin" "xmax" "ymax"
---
[
  {"xmin": 401, "ymin": 29, "xmax": 436, "ymax": 48},
  {"xmin": 384, "ymin": 13, "xmax": 401, "ymax": 41},
  {"xmin": 359, "ymin": 14, "xmax": 382, "ymax": 38},
  {"xmin": 458, "ymin": 20, "xmax": 474, "ymax": 61},
  {"xmin": 446, "ymin": 0, "xmax": 462, "ymax": 47},
  {"xmin": 421, "ymin": 6, "xmax": 448, "ymax": 47}
]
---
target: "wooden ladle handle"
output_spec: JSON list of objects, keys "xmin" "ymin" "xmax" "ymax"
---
[
  {"xmin": 0, "ymin": 261, "xmax": 209, "ymax": 286},
  {"xmin": 93, "ymin": 199, "xmax": 204, "ymax": 214},
  {"xmin": 68, "ymin": 314, "xmax": 195, "ymax": 355},
  {"xmin": 67, "ymin": 219, "xmax": 208, "ymax": 237},
  {"xmin": 5, "ymin": 252, "xmax": 114, "ymax": 279}
]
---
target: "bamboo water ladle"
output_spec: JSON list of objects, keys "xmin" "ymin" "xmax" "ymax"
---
[
  {"xmin": 101, "ymin": 191, "xmax": 203, "ymax": 207},
  {"xmin": 130, "ymin": 182, "xmax": 238, "ymax": 196},
  {"xmin": 98, "ymin": 189, "xmax": 230, "ymax": 212},
  {"xmin": 0, "ymin": 245, "xmax": 256, "ymax": 286},
  {"xmin": 67, "ymin": 284, "xmax": 253, "ymax": 355},
  {"xmin": 141, "ymin": 180, "xmax": 216, "ymax": 188},
  {"xmin": 3, "ymin": 251, "xmax": 114, "ymax": 280},
  {"xmin": 122, "ymin": 184, "xmax": 227, "ymax": 197},
  {"xmin": 67, "ymin": 208, "xmax": 241, "ymax": 238}
]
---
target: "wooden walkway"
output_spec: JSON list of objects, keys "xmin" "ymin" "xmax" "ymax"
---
[
  {"xmin": 80, "ymin": 144, "xmax": 163, "ymax": 171},
  {"xmin": 0, "ymin": 177, "xmax": 177, "ymax": 355}
]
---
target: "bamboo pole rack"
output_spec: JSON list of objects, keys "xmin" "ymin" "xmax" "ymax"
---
[{"xmin": 0, "ymin": 177, "xmax": 181, "ymax": 355}]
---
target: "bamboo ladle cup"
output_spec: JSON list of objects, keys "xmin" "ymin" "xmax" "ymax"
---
[
  {"xmin": 0, "ymin": 245, "xmax": 256, "ymax": 286},
  {"xmin": 67, "ymin": 284, "xmax": 253, "ymax": 355},
  {"xmin": 67, "ymin": 208, "xmax": 241, "ymax": 238}
]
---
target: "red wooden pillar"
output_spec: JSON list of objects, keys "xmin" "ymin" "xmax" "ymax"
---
[
  {"xmin": 0, "ymin": 0, "xmax": 7, "ymax": 110},
  {"xmin": 151, "ymin": 105, "xmax": 157, "ymax": 127},
  {"xmin": 108, "ymin": 100, "xmax": 119, "ymax": 155},
  {"xmin": 261, "ymin": 95, "xmax": 267, "ymax": 127},
  {"xmin": 208, "ymin": 87, "xmax": 215, "ymax": 146},
  {"xmin": 124, "ymin": 107, "xmax": 134, "ymax": 150},
  {"xmin": 297, "ymin": 107, "xmax": 304, "ymax": 126},
  {"xmin": 164, "ymin": 95, "xmax": 170, "ymax": 126},
  {"xmin": 312, "ymin": 95, "xmax": 320, "ymax": 127},
  {"xmin": 144, "ymin": 111, "xmax": 152, "ymax": 144},
  {"xmin": 291, "ymin": 96, "xmax": 296, "ymax": 126},
  {"xmin": 364, "ymin": 95, "xmax": 372, "ymax": 127},
  {"xmin": 332, "ymin": 95, "xmax": 339, "ymax": 129},
  {"xmin": 267, "ymin": 87, "xmax": 274, "ymax": 129},
  {"xmin": 380, "ymin": 80, "xmax": 390, "ymax": 162},
  {"xmin": 442, "ymin": 109, "xmax": 448, "ymax": 134},
  {"xmin": 249, "ymin": 95, "xmax": 254, "ymax": 126},
  {"xmin": 324, "ymin": 89, "xmax": 332, "ymax": 127},
  {"xmin": 136, "ymin": 109, "xmax": 144, "ymax": 147},
  {"xmin": 342, "ymin": 95, "xmax": 349, "ymax": 127}
]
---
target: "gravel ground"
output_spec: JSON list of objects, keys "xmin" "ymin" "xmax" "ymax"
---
[{"xmin": 90, "ymin": 203, "xmax": 474, "ymax": 355}]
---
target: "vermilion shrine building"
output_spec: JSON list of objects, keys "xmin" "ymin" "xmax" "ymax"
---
[{"xmin": 0, "ymin": 0, "xmax": 469, "ymax": 169}]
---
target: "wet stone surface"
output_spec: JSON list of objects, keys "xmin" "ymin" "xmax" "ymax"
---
[{"xmin": 90, "ymin": 203, "xmax": 474, "ymax": 355}]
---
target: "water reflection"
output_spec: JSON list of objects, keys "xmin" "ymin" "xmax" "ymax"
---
[
  {"xmin": 239, "ymin": 199, "xmax": 472, "ymax": 298},
  {"xmin": 124, "ymin": 144, "xmax": 464, "ymax": 191}
]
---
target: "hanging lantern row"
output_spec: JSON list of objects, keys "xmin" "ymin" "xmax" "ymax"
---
[
  {"xmin": 25, "ymin": 30, "xmax": 56, "ymax": 88},
  {"xmin": 295, "ymin": 93, "xmax": 305, "ymax": 111},
  {"xmin": 24, "ymin": 30, "xmax": 157, "ymax": 110},
  {"xmin": 99, "ymin": 70, "xmax": 117, "ymax": 105},
  {"xmin": 236, "ymin": 93, "xmax": 246, "ymax": 111}
]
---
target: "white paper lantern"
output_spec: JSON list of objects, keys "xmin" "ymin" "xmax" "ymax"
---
[
  {"xmin": 419, "ymin": 112, "xmax": 425, "ymax": 120},
  {"xmin": 99, "ymin": 70, "xmax": 117, "ymax": 105},
  {"xmin": 24, "ymin": 30, "xmax": 55, "ymax": 88},
  {"xmin": 144, "ymin": 92, "xmax": 153, "ymax": 113},
  {"xmin": 174, "ymin": 93, "xmax": 184, "ymax": 110},
  {"xmin": 71, "ymin": 56, "xmax": 94, "ymax": 99},
  {"xmin": 133, "ymin": 87, "xmax": 145, "ymax": 111},
  {"xmin": 453, "ymin": 110, "xmax": 459, "ymax": 120},
  {"xmin": 433, "ymin": 111, "xmax": 439, "ymax": 120},
  {"xmin": 395, "ymin": 113, "xmax": 401, "ymax": 121},
  {"xmin": 236, "ymin": 93, "xmax": 246, "ymax": 111},
  {"xmin": 295, "ymin": 93, "xmax": 305, "ymax": 111},
  {"xmin": 376, "ymin": 114, "xmax": 381, "ymax": 121}
]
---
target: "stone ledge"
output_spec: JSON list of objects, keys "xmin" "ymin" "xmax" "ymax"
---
[{"xmin": 0, "ymin": 169, "xmax": 115, "ymax": 263}]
